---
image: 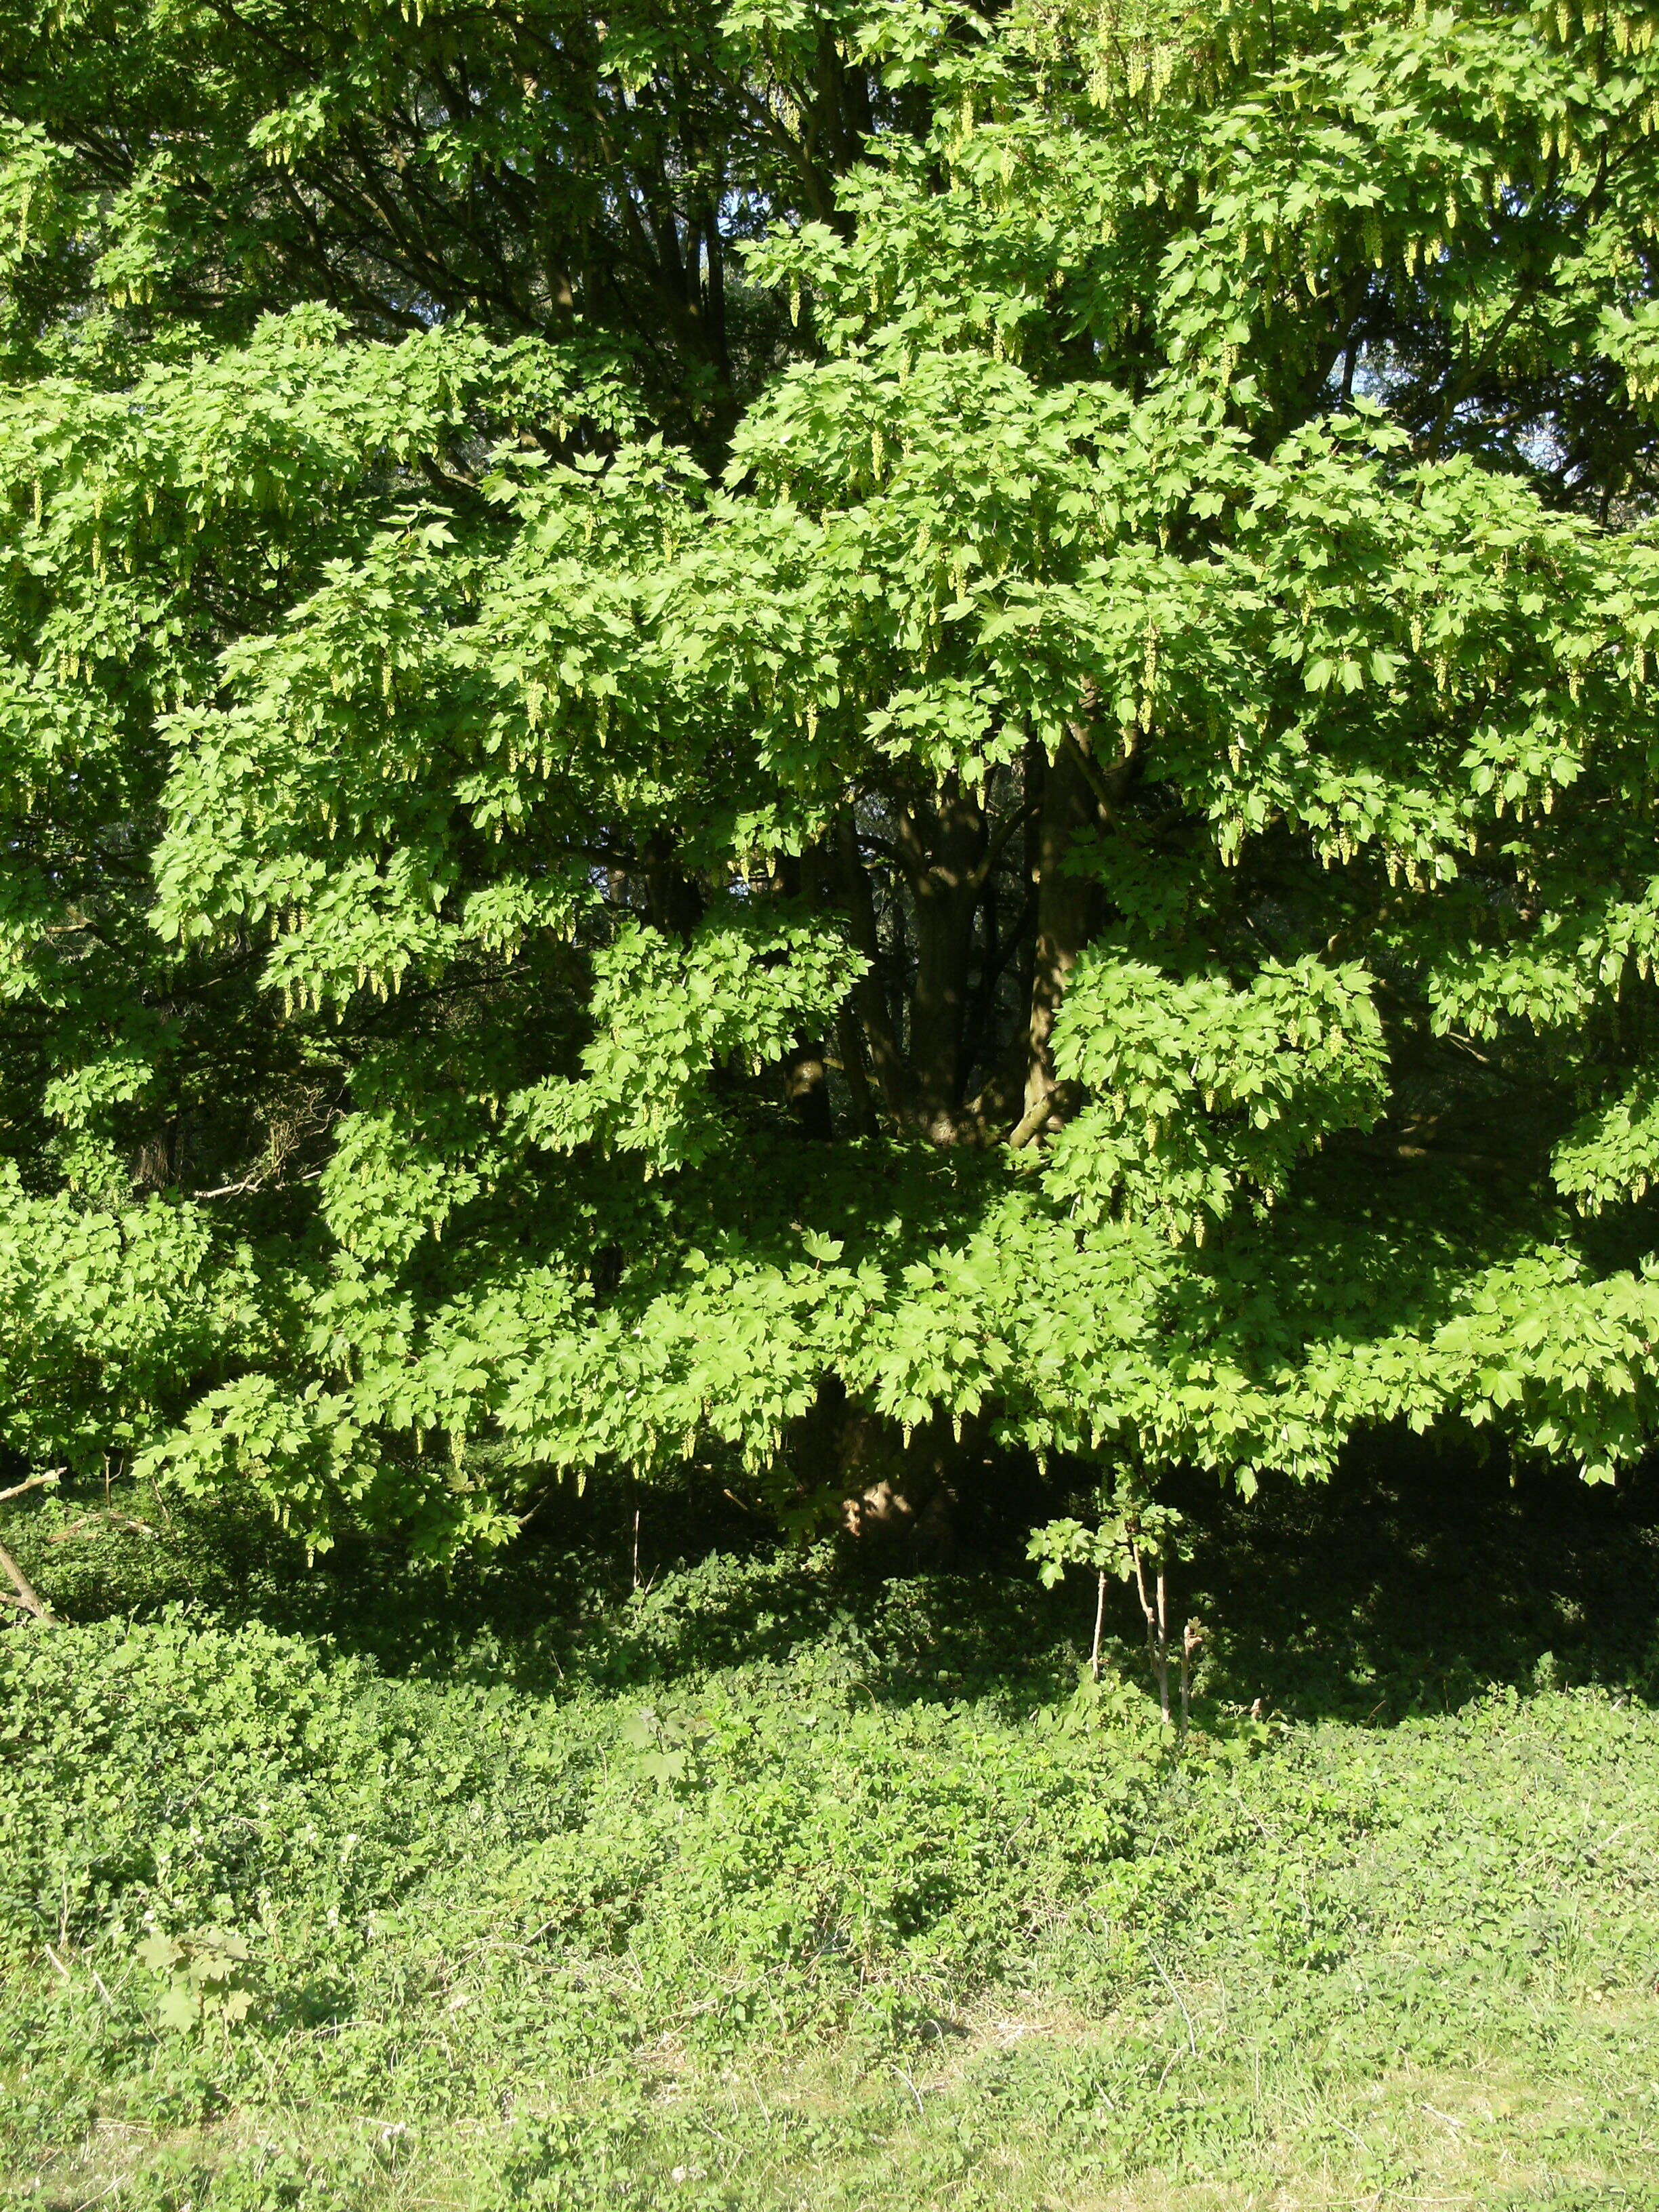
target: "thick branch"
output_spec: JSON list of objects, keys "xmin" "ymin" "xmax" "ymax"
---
[
  {"xmin": 0, "ymin": 1541, "xmax": 54, "ymax": 1624},
  {"xmin": 0, "ymin": 1469, "xmax": 60, "ymax": 1507}
]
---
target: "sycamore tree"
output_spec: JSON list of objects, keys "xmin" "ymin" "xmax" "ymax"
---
[{"xmin": 3, "ymin": 0, "xmax": 1659, "ymax": 1554}]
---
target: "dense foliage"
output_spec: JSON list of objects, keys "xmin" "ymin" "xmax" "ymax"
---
[{"xmin": 6, "ymin": 0, "xmax": 1659, "ymax": 1547}]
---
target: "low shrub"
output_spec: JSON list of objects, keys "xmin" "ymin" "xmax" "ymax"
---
[{"xmin": 7, "ymin": 1540, "xmax": 1659, "ymax": 2205}]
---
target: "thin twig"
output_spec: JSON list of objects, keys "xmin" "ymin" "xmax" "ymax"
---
[
  {"xmin": 1147, "ymin": 1948, "xmax": 1198, "ymax": 2056},
  {"xmin": 46, "ymin": 1511, "xmax": 157, "ymax": 1547},
  {"xmin": 187, "ymin": 1168, "xmax": 322, "ymax": 1202},
  {"xmin": 893, "ymin": 2066, "xmax": 925, "ymax": 2118},
  {"xmin": 1180, "ymin": 1618, "xmax": 1206, "ymax": 1742}
]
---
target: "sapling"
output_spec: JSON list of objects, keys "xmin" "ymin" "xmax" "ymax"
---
[{"xmin": 1029, "ymin": 1487, "xmax": 1204, "ymax": 1731}]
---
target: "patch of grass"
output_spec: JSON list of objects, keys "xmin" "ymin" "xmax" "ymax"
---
[
  {"xmin": 5, "ymin": 1491, "xmax": 1659, "ymax": 2209},
  {"xmin": 8, "ymin": 1450, "xmax": 1659, "ymax": 2207}
]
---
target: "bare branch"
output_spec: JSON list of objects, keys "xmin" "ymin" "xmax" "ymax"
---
[
  {"xmin": 0, "ymin": 1469, "xmax": 61, "ymax": 1507},
  {"xmin": 47, "ymin": 1512, "xmax": 158, "ymax": 1547},
  {"xmin": 0, "ymin": 1541, "xmax": 55, "ymax": 1624},
  {"xmin": 1006, "ymin": 1094, "xmax": 1057, "ymax": 1151}
]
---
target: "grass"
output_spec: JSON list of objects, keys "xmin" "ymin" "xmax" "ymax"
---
[{"xmin": 6, "ymin": 1442, "xmax": 1659, "ymax": 2209}]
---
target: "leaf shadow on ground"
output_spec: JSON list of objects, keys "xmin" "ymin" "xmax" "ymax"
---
[{"xmin": 16, "ymin": 1429, "xmax": 1659, "ymax": 1729}]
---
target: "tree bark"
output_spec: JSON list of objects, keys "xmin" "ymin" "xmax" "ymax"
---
[
  {"xmin": 0, "ymin": 1539, "xmax": 54, "ymax": 1624},
  {"xmin": 1022, "ymin": 739, "xmax": 1098, "ymax": 1133},
  {"xmin": 897, "ymin": 779, "xmax": 987, "ymax": 1143},
  {"xmin": 783, "ymin": 1044, "xmax": 834, "ymax": 1140},
  {"xmin": 834, "ymin": 808, "xmax": 911, "ymax": 1121},
  {"xmin": 834, "ymin": 1403, "xmax": 961, "ymax": 1568}
]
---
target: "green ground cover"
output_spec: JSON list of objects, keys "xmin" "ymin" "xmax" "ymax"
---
[{"xmin": 6, "ymin": 1456, "xmax": 1659, "ymax": 2211}]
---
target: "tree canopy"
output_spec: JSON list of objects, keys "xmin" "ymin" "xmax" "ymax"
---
[{"xmin": 5, "ymin": 0, "xmax": 1659, "ymax": 1552}]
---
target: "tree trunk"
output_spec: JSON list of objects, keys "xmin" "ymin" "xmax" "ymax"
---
[
  {"xmin": 783, "ymin": 1044, "xmax": 834, "ymax": 1140},
  {"xmin": 835, "ymin": 1404, "xmax": 961, "ymax": 1568},
  {"xmin": 897, "ymin": 779, "xmax": 987, "ymax": 1143},
  {"xmin": 1021, "ymin": 739, "xmax": 1098, "ymax": 1134},
  {"xmin": 835, "ymin": 808, "xmax": 912, "ymax": 1122}
]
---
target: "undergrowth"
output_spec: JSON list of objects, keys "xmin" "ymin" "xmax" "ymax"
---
[{"xmin": 5, "ymin": 1450, "xmax": 1659, "ymax": 2208}]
